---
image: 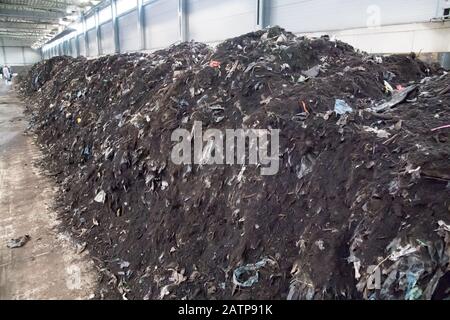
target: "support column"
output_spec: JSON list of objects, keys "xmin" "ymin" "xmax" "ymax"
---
[
  {"xmin": 75, "ymin": 34, "xmax": 80, "ymax": 57},
  {"xmin": 178, "ymin": 0, "xmax": 187, "ymax": 42},
  {"xmin": 82, "ymin": 15, "xmax": 90, "ymax": 57},
  {"xmin": 256, "ymin": 0, "xmax": 267, "ymax": 30},
  {"xmin": 137, "ymin": 0, "xmax": 146, "ymax": 50},
  {"xmin": 95, "ymin": 8, "xmax": 102, "ymax": 55},
  {"xmin": 0, "ymin": 38, "xmax": 7, "ymax": 64},
  {"xmin": 111, "ymin": 0, "xmax": 121, "ymax": 53},
  {"xmin": 22, "ymin": 47, "xmax": 26, "ymax": 65}
]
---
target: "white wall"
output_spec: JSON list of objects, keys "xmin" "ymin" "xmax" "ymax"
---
[
  {"xmin": 78, "ymin": 34, "xmax": 86, "ymax": 56},
  {"xmin": 100, "ymin": 21, "xmax": 115, "ymax": 54},
  {"xmin": 144, "ymin": 0, "xmax": 179, "ymax": 50},
  {"xmin": 87, "ymin": 28, "xmax": 98, "ymax": 57},
  {"xmin": 41, "ymin": 0, "xmax": 450, "ymax": 58},
  {"xmin": 187, "ymin": 0, "xmax": 257, "ymax": 43},
  {"xmin": 268, "ymin": 0, "xmax": 439, "ymax": 33},
  {"xmin": 0, "ymin": 46, "xmax": 41, "ymax": 67},
  {"xmin": 302, "ymin": 21, "xmax": 450, "ymax": 54},
  {"xmin": 118, "ymin": 10, "xmax": 139, "ymax": 52},
  {"xmin": 273, "ymin": 0, "xmax": 450, "ymax": 54}
]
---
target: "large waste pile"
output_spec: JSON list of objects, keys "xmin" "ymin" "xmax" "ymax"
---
[{"xmin": 19, "ymin": 27, "xmax": 450, "ymax": 300}]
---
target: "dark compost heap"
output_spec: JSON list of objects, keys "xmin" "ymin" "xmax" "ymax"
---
[{"xmin": 18, "ymin": 27, "xmax": 450, "ymax": 300}]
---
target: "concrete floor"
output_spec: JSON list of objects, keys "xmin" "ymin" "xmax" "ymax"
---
[{"xmin": 0, "ymin": 82, "xmax": 96, "ymax": 300}]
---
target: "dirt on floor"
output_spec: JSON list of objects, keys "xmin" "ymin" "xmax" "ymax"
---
[
  {"xmin": 0, "ymin": 82, "xmax": 96, "ymax": 300},
  {"xmin": 17, "ymin": 27, "xmax": 450, "ymax": 300}
]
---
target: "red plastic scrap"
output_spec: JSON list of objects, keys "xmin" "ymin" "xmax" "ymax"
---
[{"xmin": 209, "ymin": 60, "xmax": 221, "ymax": 68}]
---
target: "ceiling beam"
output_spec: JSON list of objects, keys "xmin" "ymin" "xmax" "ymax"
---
[
  {"xmin": 0, "ymin": 21, "xmax": 55, "ymax": 29},
  {"xmin": 0, "ymin": 16, "xmax": 60, "ymax": 24},
  {"xmin": 0, "ymin": 38, "xmax": 34, "ymax": 45},
  {"xmin": 0, "ymin": 29, "xmax": 52, "ymax": 35},
  {"xmin": 0, "ymin": 0, "xmax": 78, "ymax": 8},
  {"xmin": 0, "ymin": 3, "xmax": 68, "ymax": 13},
  {"xmin": 0, "ymin": 30, "xmax": 44, "ymax": 35},
  {"xmin": 0, "ymin": 8, "xmax": 66, "ymax": 21},
  {"xmin": 0, "ymin": 0, "xmax": 69, "ymax": 10},
  {"xmin": 0, "ymin": 1, "xmax": 102, "ymax": 48},
  {"xmin": 0, "ymin": 34, "xmax": 41, "ymax": 39}
]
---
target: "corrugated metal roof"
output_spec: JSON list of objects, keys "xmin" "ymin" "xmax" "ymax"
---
[{"xmin": 0, "ymin": 0, "xmax": 102, "ymax": 47}]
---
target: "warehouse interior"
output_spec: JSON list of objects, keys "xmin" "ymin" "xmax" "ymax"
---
[
  {"xmin": 0, "ymin": 0, "xmax": 450, "ymax": 303},
  {"xmin": 2, "ymin": 0, "xmax": 450, "ymax": 66}
]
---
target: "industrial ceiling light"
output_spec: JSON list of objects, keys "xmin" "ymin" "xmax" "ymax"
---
[
  {"xmin": 30, "ymin": 0, "xmax": 104, "ymax": 50},
  {"xmin": 58, "ymin": 19, "xmax": 71, "ymax": 26}
]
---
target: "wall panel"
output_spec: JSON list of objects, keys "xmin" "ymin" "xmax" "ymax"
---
[
  {"xmin": 144, "ymin": 0, "xmax": 179, "ymax": 50},
  {"xmin": 4, "ymin": 47, "xmax": 24, "ymax": 65},
  {"xmin": 118, "ymin": 10, "xmax": 139, "ymax": 52},
  {"xmin": 70, "ymin": 38, "xmax": 77, "ymax": 57},
  {"xmin": 187, "ymin": 0, "xmax": 256, "ymax": 43},
  {"xmin": 87, "ymin": 28, "xmax": 98, "ymax": 56},
  {"xmin": 78, "ymin": 34, "xmax": 86, "ymax": 56},
  {"xmin": 100, "ymin": 21, "xmax": 115, "ymax": 54},
  {"xmin": 37, "ymin": 0, "xmax": 447, "ymax": 57},
  {"xmin": 269, "ymin": 0, "xmax": 438, "ymax": 33}
]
